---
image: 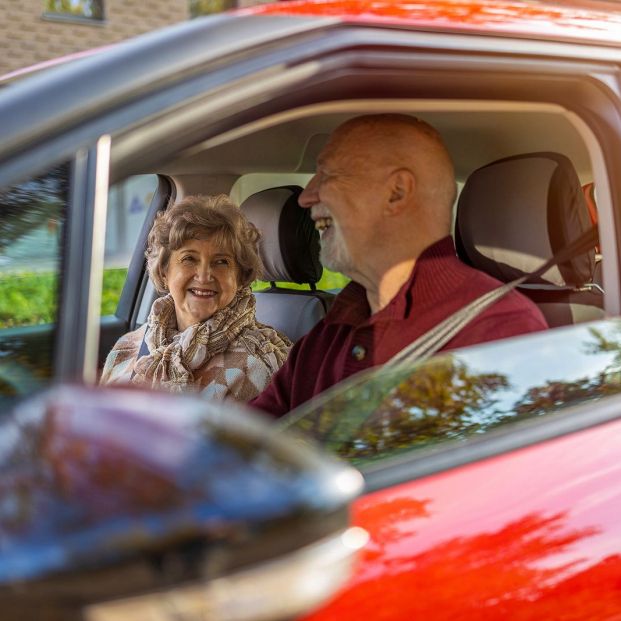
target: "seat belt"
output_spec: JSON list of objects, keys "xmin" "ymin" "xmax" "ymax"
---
[{"xmin": 384, "ymin": 225, "xmax": 599, "ymax": 370}]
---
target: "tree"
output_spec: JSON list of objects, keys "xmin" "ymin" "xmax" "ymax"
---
[{"xmin": 189, "ymin": 0, "xmax": 236, "ymax": 17}]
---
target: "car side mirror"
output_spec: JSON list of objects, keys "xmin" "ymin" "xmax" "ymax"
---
[{"xmin": 0, "ymin": 385, "xmax": 366, "ymax": 621}]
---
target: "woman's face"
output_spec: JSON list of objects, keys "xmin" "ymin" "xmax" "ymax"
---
[{"xmin": 165, "ymin": 237, "xmax": 239, "ymax": 331}]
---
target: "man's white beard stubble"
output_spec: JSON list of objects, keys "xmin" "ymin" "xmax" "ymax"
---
[{"xmin": 319, "ymin": 225, "xmax": 354, "ymax": 277}]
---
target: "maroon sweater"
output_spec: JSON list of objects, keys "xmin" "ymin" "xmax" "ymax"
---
[{"xmin": 251, "ymin": 237, "xmax": 547, "ymax": 417}]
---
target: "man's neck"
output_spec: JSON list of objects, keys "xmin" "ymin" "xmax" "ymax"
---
[{"xmin": 364, "ymin": 258, "xmax": 417, "ymax": 314}]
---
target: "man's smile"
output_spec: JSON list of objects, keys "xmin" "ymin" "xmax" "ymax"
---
[{"xmin": 314, "ymin": 216, "xmax": 333, "ymax": 232}]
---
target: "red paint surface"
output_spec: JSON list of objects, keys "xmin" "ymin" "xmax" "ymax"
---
[
  {"xmin": 247, "ymin": 0, "xmax": 621, "ymax": 45},
  {"xmin": 305, "ymin": 418, "xmax": 621, "ymax": 620}
]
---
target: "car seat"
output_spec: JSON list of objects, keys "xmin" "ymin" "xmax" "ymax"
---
[
  {"xmin": 455, "ymin": 152, "xmax": 603, "ymax": 328},
  {"xmin": 240, "ymin": 185, "xmax": 334, "ymax": 342}
]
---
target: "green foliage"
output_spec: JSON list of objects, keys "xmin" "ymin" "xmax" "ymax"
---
[
  {"xmin": 44, "ymin": 0, "xmax": 103, "ymax": 19},
  {"xmin": 100, "ymin": 268, "xmax": 127, "ymax": 316},
  {"xmin": 189, "ymin": 0, "xmax": 236, "ymax": 17},
  {"xmin": 0, "ymin": 264, "xmax": 343, "ymax": 330},
  {"xmin": 0, "ymin": 268, "xmax": 127, "ymax": 329},
  {"xmin": 0, "ymin": 272, "xmax": 58, "ymax": 327}
]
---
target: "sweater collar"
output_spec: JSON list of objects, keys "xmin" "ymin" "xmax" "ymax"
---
[{"xmin": 326, "ymin": 236, "xmax": 462, "ymax": 326}]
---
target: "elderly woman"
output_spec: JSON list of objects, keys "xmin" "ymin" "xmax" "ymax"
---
[{"xmin": 100, "ymin": 194, "xmax": 291, "ymax": 401}]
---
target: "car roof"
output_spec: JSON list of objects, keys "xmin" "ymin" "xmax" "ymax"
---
[{"xmin": 246, "ymin": 0, "xmax": 621, "ymax": 46}]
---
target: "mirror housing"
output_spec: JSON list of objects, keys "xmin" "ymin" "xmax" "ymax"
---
[{"xmin": 0, "ymin": 385, "xmax": 365, "ymax": 620}]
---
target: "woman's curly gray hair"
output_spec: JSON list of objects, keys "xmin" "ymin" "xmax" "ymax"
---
[{"xmin": 146, "ymin": 194, "xmax": 263, "ymax": 293}]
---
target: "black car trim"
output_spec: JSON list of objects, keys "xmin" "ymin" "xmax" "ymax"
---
[
  {"xmin": 118, "ymin": 174, "xmax": 174, "ymax": 324},
  {"xmin": 55, "ymin": 144, "xmax": 103, "ymax": 384}
]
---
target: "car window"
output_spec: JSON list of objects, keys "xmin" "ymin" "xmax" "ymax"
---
[
  {"xmin": 102, "ymin": 175, "xmax": 158, "ymax": 315},
  {"xmin": 0, "ymin": 163, "xmax": 69, "ymax": 402},
  {"xmin": 280, "ymin": 319, "xmax": 621, "ymax": 467}
]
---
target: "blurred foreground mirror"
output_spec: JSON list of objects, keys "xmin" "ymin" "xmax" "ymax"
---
[{"xmin": 0, "ymin": 385, "xmax": 365, "ymax": 620}]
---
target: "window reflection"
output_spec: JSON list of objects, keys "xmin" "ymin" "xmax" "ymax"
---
[
  {"xmin": 282, "ymin": 321, "xmax": 621, "ymax": 465},
  {"xmin": 342, "ymin": 501, "xmax": 607, "ymax": 618},
  {"xmin": 0, "ymin": 164, "xmax": 69, "ymax": 403}
]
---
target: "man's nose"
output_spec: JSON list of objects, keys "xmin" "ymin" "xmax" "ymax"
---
[{"xmin": 299, "ymin": 175, "xmax": 318, "ymax": 209}]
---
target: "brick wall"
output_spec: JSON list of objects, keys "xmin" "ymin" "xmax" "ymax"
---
[{"xmin": 0, "ymin": 0, "xmax": 190, "ymax": 76}]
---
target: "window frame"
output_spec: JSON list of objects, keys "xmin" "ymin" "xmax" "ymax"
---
[{"xmin": 55, "ymin": 137, "xmax": 110, "ymax": 385}]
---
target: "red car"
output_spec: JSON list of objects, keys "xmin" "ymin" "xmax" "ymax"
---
[{"xmin": 1, "ymin": 0, "xmax": 621, "ymax": 618}]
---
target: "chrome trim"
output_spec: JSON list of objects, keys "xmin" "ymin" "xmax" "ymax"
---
[
  {"xmin": 83, "ymin": 134, "xmax": 110, "ymax": 384},
  {"xmin": 84, "ymin": 527, "xmax": 368, "ymax": 621}
]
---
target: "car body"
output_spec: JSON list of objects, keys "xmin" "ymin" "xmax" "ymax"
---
[{"xmin": 2, "ymin": 0, "xmax": 621, "ymax": 618}]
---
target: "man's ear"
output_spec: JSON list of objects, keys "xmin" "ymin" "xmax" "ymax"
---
[{"xmin": 386, "ymin": 168, "xmax": 415, "ymax": 215}]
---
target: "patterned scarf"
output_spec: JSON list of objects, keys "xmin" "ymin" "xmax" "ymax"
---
[{"xmin": 131, "ymin": 286, "xmax": 257, "ymax": 391}]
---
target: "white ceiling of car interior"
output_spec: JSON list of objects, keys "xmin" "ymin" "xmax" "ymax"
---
[{"xmin": 158, "ymin": 100, "xmax": 593, "ymax": 185}]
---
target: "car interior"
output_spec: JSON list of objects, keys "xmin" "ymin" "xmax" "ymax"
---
[{"xmin": 97, "ymin": 99, "xmax": 607, "ymax": 370}]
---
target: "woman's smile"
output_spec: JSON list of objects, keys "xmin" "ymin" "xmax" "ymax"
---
[{"xmin": 188, "ymin": 287, "xmax": 218, "ymax": 297}]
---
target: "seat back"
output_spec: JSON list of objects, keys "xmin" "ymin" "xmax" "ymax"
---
[
  {"xmin": 455, "ymin": 152, "xmax": 602, "ymax": 327},
  {"xmin": 240, "ymin": 185, "xmax": 334, "ymax": 342}
]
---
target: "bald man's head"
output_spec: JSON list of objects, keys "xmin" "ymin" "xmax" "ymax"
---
[
  {"xmin": 298, "ymin": 113, "xmax": 457, "ymax": 282},
  {"xmin": 327, "ymin": 114, "xmax": 457, "ymax": 227}
]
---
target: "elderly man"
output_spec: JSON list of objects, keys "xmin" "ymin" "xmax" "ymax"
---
[{"xmin": 251, "ymin": 114, "xmax": 547, "ymax": 416}]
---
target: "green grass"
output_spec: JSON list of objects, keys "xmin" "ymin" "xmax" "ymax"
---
[
  {"xmin": 0, "ymin": 271, "xmax": 58, "ymax": 327},
  {"xmin": 101, "ymin": 268, "xmax": 128, "ymax": 315},
  {"xmin": 0, "ymin": 267, "xmax": 348, "ymax": 329},
  {"xmin": 0, "ymin": 268, "xmax": 128, "ymax": 329}
]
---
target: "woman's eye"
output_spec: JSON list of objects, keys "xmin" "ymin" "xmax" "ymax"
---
[
  {"xmin": 181, "ymin": 255, "xmax": 196, "ymax": 264},
  {"xmin": 214, "ymin": 258, "xmax": 230, "ymax": 267}
]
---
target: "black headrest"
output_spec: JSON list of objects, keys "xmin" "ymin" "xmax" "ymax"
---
[
  {"xmin": 456, "ymin": 152, "xmax": 595, "ymax": 287},
  {"xmin": 240, "ymin": 186, "xmax": 322, "ymax": 284}
]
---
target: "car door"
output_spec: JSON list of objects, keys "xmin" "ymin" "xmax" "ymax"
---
[{"xmin": 281, "ymin": 319, "xmax": 621, "ymax": 620}]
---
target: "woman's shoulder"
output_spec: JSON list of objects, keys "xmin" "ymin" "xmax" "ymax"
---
[
  {"xmin": 110, "ymin": 324, "xmax": 147, "ymax": 353},
  {"xmin": 100, "ymin": 324, "xmax": 147, "ymax": 385}
]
